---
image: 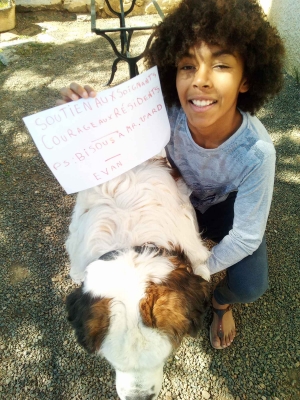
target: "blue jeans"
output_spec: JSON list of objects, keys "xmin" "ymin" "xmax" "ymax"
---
[{"xmin": 195, "ymin": 192, "xmax": 269, "ymax": 305}]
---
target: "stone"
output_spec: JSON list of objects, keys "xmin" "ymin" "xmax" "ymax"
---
[
  {"xmin": 86, "ymin": 0, "xmax": 105, "ymax": 13},
  {"xmin": 63, "ymin": 0, "xmax": 88, "ymax": 13},
  {"xmin": 101, "ymin": 0, "xmax": 143, "ymax": 17},
  {"xmin": 13, "ymin": 0, "xmax": 183, "ymax": 17},
  {"xmin": 15, "ymin": 0, "xmax": 61, "ymax": 11},
  {"xmin": 202, "ymin": 390, "xmax": 211, "ymax": 399},
  {"xmin": 0, "ymin": 0, "xmax": 16, "ymax": 33},
  {"xmin": 98, "ymin": 0, "xmax": 173, "ymax": 17},
  {"xmin": 0, "ymin": 46, "xmax": 19, "ymax": 65},
  {"xmin": 145, "ymin": 0, "xmax": 181, "ymax": 15}
]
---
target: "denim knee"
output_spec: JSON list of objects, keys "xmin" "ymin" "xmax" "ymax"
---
[
  {"xmin": 229, "ymin": 279, "xmax": 269, "ymax": 303},
  {"xmin": 214, "ymin": 277, "xmax": 269, "ymax": 305},
  {"xmin": 214, "ymin": 236, "xmax": 269, "ymax": 304}
]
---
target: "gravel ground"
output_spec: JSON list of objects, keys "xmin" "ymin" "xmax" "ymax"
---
[{"xmin": 0, "ymin": 11, "xmax": 300, "ymax": 400}]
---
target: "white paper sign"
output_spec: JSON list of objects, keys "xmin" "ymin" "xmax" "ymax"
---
[{"xmin": 23, "ymin": 67, "xmax": 170, "ymax": 194}]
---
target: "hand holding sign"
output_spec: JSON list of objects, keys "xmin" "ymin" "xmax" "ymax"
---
[
  {"xmin": 56, "ymin": 83, "xmax": 97, "ymax": 106},
  {"xmin": 23, "ymin": 67, "xmax": 170, "ymax": 194}
]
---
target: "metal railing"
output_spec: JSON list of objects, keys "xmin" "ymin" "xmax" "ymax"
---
[{"xmin": 90, "ymin": 0, "xmax": 164, "ymax": 85}]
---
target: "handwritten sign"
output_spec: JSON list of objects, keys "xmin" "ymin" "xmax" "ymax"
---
[{"xmin": 23, "ymin": 67, "xmax": 170, "ymax": 194}]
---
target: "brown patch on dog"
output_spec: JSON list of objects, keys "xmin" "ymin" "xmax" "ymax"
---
[
  {"xmin": 169, "ymin": 165, "xmax": 182, "ymax": 181},
  {"xmin": 86, "ymin": 298, "xmax": 111, "ymax": 352},
  {"xmin": 66, "ymin": 287, "xmax": 112, "ymax": 353},
  {"xmin": 140, "ymin": 254, "xmax": 209, "ymax": 347},
  {"xmin": 140, "ymin": 284, "xmax": 190, "ymax": 347},
  {"xmin": 150, "ymin": 156, "xmax": 180, "ymax": 179}
]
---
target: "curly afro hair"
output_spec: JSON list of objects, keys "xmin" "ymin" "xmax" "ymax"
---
[{"xmin": 144, "ymin": 0, "xmax": 285, "ymax": 115}]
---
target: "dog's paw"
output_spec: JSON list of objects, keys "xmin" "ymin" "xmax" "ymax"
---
[
  {"xmin": 193, "ymin": 263, "xmax": 210, "ymax": 282},
  {"xmin": 69, "ymin": 272, "xmax": 84, "ymax": 285}
]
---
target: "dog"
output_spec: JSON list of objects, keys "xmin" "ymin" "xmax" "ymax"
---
[{"xmin": 65, "ymin": 156, "xmax": 210, "ymax": 400}]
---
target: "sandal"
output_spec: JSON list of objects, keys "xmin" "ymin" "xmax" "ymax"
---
[{"xmin": 209, "ymin": 305, "xmax": 232, "ymax": 349}]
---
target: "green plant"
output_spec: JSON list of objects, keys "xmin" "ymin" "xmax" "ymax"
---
[{"xmin": 0, "ymin": 0, "xmax": 10, "ymax": 9}]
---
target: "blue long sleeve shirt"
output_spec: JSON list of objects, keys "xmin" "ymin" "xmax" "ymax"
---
[{"xmin": 166, "ymin": 106, "xmax": 276, "ymax": 274}]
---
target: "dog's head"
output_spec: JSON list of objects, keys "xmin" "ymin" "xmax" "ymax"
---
[{"xmin": 66, "ymin": 249, "xmax": 209, "ymax": 400}]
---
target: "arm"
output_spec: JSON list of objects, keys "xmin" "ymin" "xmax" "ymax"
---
[{"xmin": 208, "ymin": 149, "xmax": 276, "ymax": 275}]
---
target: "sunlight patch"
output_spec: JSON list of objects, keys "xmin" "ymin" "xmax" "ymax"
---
[
  {"xmin": 13, "ymin": 131, "xmax": 29, "ymax": 146},
  {"xmin": 277, "ymin": 170, "xmax": 300, "ymax": 184},
  {"xmin": 290, "ymin": 128, "xmax": 300, "ymax": 144},
  {"xmin": 279, "ymin": 155, "xmax": 300, "ymax": 166},
  {"xmin": 9, "ymin": 263, "xmax": 30, "ymax": 284}
]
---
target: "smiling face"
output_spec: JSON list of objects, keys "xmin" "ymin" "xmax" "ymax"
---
[{"xmin": 176, "ymin": 42, "xmax": 249, "ymax": 149}]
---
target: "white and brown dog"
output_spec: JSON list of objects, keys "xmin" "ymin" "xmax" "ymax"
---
[{"xmin": 66, "ymin": 156, "xmax": 210, "ymax": 400}]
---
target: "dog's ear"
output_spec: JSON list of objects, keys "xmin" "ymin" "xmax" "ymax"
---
[
  {"xmin": 66, "ymin": 287, "xmax": 111, "ymax": 353},
  {"xmin": 168, "ymin": 267, "xmax": 210, "ymax": 338},
  {"xmin": 140, "ymin": 266, "xmax": 209, "ymax": 346}
]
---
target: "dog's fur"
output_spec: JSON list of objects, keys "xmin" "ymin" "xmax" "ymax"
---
[{"xmin": 66, "ymin": 157, "xmax": 210, "ymax": 400}]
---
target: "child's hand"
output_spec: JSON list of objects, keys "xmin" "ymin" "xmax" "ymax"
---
[{"xmin": 56, "ymin": 83, "xmax": 97, "ymax": 105}]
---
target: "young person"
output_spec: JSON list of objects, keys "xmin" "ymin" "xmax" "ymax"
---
[{"xmin": 57, "ymin": 0, "xmax": 285, "ymax": 349}]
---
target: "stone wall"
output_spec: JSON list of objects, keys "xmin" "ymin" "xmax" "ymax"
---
[
  {"xmin": 15, "ymin": 0, "xmax": 181, "ymax": 15},
  {"xmin": 261, "ymin": 0, "xmax": 300, "ymax": 79}
]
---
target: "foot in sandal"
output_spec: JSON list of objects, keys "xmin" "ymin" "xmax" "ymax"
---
[{"xmin": 210, "ymin": 296, "xmax": 236, "ymax": 349}]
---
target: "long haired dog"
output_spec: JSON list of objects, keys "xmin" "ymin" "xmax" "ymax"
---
[{"xmin": 66, "ymin": 157, "xmax": 210, "ymax": 400}]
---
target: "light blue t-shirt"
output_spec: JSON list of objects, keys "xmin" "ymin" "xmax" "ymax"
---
[{"xmin": 166, "ymin": 106, "xmax": 276, "ymax": 275}]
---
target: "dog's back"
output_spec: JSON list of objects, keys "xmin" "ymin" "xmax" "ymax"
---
[{"xmin": 66, "ymin": 157, "xmax": 209, "ymax": 283}]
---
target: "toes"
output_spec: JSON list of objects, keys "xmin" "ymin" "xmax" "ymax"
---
[
  {"xmin": 226, "ymin": 334, "xmax": 232, "ymax": 346},
  {"xmin": 220, "ymin": 335, "xmax": 228, "ymax": 348},
  {"xmin": 231, "ymin": 328, "xmax": 236, "ymax": 341},
  {"xmin": 222, "ymin": 336, "xmax": 230, "ymax": 347},
  {"xmin": 212, "ymin": 336, "xmax": 222, "ymax": 349},
  {"xmin": 221, "ymin": 330, "xmax": 235, "ymax": 347},
  {"xmin": 227, "ymin": 329, "xmax": 236, "ymax": 346},
  {"xmin": 228, "ymin": 331, "xmax": 235, "ymax": 343}
]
